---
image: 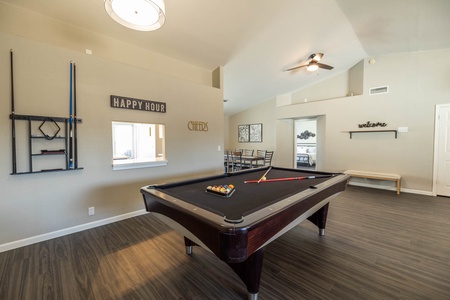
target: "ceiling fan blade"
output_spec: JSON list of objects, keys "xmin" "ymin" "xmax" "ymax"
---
[
  {"xmin": 285, "ymin": 64, "xmax": 308, "ymax": 71},
  {"xmin": 317, "ymin": 63, "xmax": 334, "ymax": 70},
  {"xmin": 311, "ymin": 53, "xmax": 323, "ymax": 62}
]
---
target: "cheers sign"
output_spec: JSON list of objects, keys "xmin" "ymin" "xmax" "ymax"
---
[{"xmin": 188, "ymin": 121, "xmax": 208, "ymax": 131}]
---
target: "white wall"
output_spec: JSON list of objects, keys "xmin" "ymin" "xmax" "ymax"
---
[
  {"xmin": 0, "ymin": 2, "xmax": 211, "ymax": 87},
  {"xmin": 223, "ymin": 115, "xmax": 230, "ymax": 150},
  {"xmin": 291, "ymin": 71, "xmax": 350, "ymax": 103},
  {"xmin": 227, "ymin": 99, "xmax": 277, "ymax": 160},
  {"xmin": 229, "ymin": 49, "xmax": 450, "ymax": 194},
  {"xmin": 0, "ymin": 6, "xmax": 223, "ymax": 251},
  {"xmin": 295, "ymin": 120, "xmax": 317, "ymax": 144}
]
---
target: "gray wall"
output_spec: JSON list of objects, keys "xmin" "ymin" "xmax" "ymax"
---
[{"xmin": 0, "ymin": 5, "xmax": 223, "ymax": 250}]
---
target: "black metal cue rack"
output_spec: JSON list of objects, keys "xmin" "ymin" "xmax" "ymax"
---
[{"xmin": 9, "ymin": 50, "xmax": 83, "ymax": 175}]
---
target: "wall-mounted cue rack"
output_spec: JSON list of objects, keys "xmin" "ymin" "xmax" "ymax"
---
[{"xmin": 9, "ymin": 50, "xmax": 83, "ymax": 175}]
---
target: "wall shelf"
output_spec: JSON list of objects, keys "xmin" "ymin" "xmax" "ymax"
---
[
  {"xmin": 11, "ymin": 168, "xmax": 84, "ymax": 175},
  {"xmin": 10, "ymin": 114, "xmax": 83, "ymax": 175},
  {"xmin": 348, "ymin": 130, "xmax": 398, "ymax": 139},
  {"xmin": 32, "ymin": 153, "xmax": 66, "ymax": 156},
  {"xmin": 8, "ymin": 54, "xmax": 82, "ymax": 175}
]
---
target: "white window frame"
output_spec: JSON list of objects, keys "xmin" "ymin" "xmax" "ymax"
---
[{"xmin": 112, "ymin": 121, "xmax": 167, "ymax": 170}]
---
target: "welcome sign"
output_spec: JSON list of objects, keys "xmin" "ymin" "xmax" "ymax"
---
[{"xmin": 110, "ymin": 95, "xmax": 166, "ymax": 113}]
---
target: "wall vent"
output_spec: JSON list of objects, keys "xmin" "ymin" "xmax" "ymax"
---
[{"xmin": 369, "ymin": 86, "xmax": 389, "ymax": 95}]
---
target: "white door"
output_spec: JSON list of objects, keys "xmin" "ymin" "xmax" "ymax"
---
[{"xmin": 436, "ymin": 104, "xmax": 450, "ymax": 196}]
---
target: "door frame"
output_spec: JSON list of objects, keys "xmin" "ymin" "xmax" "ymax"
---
[
  {"xmin": 433, "ymin": 103, "xmax": 450, "ymax": 196},
  {"xmin": 293, "ymin": 116, "xmax": 325, "ymax": 170},
  {"xmin": 294, "ymin": 118, "xmax": 317, "ymax": 169}
]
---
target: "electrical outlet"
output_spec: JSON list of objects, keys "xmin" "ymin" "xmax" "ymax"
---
[{"xmin": 88, "ymin": 207, "xmax": 95, "ymax": 216}]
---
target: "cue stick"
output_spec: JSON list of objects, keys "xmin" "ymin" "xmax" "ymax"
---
[
  {"xmin": 245, "ymin": 174, "xmax": 334, "ymax": 183},
  {"xmin": 69, "ymin": 62, "xmax": 73, "ymax": 169},
  {"xmin": 73, "ymin": 63, "xmax": 78, "ymax": 169},
  {"xmin": 10, "ymin": 49, "xmax": 17, "ymax": 174},
  {"xmin": 257, "ymin": 166, "xmax": 272, "ymax": 184}
]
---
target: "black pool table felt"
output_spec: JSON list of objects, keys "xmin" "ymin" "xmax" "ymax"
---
[{"xmin": 150, "ymin": 168, "xmax": 338, "ymax": 221}]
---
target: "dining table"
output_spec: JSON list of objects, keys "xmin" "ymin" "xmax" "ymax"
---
[{"xmin": 224, "ymin": 152, "xmax": 265, "ymax": 172}]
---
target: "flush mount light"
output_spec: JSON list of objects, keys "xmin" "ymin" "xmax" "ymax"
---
[
  {"xmin": 104, "ymin": 0, "xmax": 166, "ymax": 31},
  {"xmin": 306, "ymin": 63, "xmax": 319, "ymax": 72}
]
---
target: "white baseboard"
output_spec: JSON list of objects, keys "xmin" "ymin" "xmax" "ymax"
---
[
  {"xmin": 347, "ymin": 182, "xmax": 433, "ymax": 196},
  {"xmin": 0, "ymin": 209, "xmax": 148, "ymax": 253}
]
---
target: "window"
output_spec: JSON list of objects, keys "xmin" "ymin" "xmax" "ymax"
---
[{"xmin": 112, "ymin": 121, "xmax": 166, "ymax": 170}]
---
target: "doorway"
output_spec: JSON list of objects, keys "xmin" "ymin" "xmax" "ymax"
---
[
  {"xmin": 434, "ymin": 104, "xmax": 450, "ymax": 196},
  {"xmin": 295, "ymin": 119, "xmax": 317, "ymax": 170}
]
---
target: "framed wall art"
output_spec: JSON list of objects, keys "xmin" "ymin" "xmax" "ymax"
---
[
  {"xmin": 249, "ymin": 123, "xmax": 262, "ymax": 142},
  {"xmin": 238, "ymin": 123, "xmax": 263, "ymax": 143},
  {"xmin": 238, "ymin": 125, "xmax": 249, "ymax": 142}
]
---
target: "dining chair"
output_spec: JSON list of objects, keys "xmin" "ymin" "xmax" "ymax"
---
[
  {"xmin": 224, "ymin": 150, "xmax": 231, "ymax": 172},
  {"xmin": 256, "ymin": 150, "xmax": 266, "ymax": 167},
  {"xmin": 231, "ymin": 151, "xmax": 243, "ymax": 172},
  {"xmin": 244, "ymin": 149, "xmax": 254, "ymax": 156},
  {"xmin": 239, "ymin": 149, "xmax": 254, "ymax": 169},
  {"xmin": 264, "ymin": 151, "xmax": 274, "ymax": 166}
]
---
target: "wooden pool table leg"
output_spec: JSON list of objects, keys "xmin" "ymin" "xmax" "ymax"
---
[
  {"xmin": 307, "ymin": 202, "xmax": 329, "ymax": 236},
  {"xmin": 183, "ymin": 236, "xmax": 265, "ymax": 299},
  {"xmin": 228, "ymin": 247, "xmax": 266, "ymax": 300}
]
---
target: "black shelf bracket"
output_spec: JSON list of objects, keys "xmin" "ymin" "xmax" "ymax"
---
[
  {"xmin": 11, "ymin": 167, "xmax": 84, "ymax": 175},
  {"xmin": 348, "ymin": 130, "xmax": 398, "ymax": 139},
  {"xmin": 10, "ymin": 114, "xmax": 82, "ymax": 123}
]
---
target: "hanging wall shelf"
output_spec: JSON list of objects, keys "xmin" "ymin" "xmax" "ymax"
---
[
  {"xmin": 348, "ymin": 130, "xmax": 398, "ymax": 139},
  {"xmin": 9, "ymin": 114, "xmax": 83, "ymax": 175},
  {"xmin": 9, "ymin": 50, "xmax": 83, "ymax": 175}
]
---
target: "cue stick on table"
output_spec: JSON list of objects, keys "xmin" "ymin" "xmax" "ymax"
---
[
  {"xmin": 245, "ymin": 174, "xmax": 334, "ymax": 183},
  {"xmin": 257, "ymin": 166, "xmax": 272, "ymax": 184}
]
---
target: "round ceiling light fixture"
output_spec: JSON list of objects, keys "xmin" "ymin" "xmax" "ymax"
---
[
  {"xmin": 104, "ymin": 0, "xmax": 166, "ymax": 31},
  {"xmin": 306, "ymin": 63, "xmax": 319, "ymax": 72}
]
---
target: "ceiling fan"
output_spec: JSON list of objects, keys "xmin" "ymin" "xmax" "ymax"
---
[{"xmin": 286, "ymin": 53, "xmax": 334, "ymax": 72}]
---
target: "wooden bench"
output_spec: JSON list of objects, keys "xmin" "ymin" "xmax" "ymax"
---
[{"xmin": 344, "ymin": 170, "xmax": 401, "ymax": 194}]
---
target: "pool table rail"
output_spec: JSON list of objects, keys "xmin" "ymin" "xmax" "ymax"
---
[{"xmin": 140, "ymin": 168, "xmax": 349, "ymax": 300}]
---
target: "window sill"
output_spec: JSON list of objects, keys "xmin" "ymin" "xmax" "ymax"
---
[{"xmin": 112, "ymin": 159, "xmax": 168, "ymax": 171}]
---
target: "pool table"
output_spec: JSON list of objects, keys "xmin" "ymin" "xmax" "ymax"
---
[{"xmin": 141, "ymin": 166, "xmax": 349, "ymax": 300}]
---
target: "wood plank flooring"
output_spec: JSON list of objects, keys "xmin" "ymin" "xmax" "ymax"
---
[{"xmin": 1, "ymin": 186, "xmax": 450, "ymax": 299}]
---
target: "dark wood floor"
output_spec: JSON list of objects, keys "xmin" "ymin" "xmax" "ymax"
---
[{"xmin": 1, "ymin": 186, "xmax": 450, "ymax": 299}]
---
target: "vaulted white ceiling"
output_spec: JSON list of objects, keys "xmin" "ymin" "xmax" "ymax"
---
[{"xmin": 2, "ymin": 0, "xmax": 449, "ymax": 115}]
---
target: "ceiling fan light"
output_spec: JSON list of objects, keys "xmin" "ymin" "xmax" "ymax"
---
[
  {"xmin": 307, "ymin": 63, "xmax": 319, "ymax": 72},
  {"xmin": 104, "ymin": 0, "xmax": 165, "ymax": 31}
]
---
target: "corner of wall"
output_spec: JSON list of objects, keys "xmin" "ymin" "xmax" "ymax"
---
[
  {"xmin": 212, "ymin": 66, "xmax": 223, "ymax": 89},
  {"xmin": 349, "ymin": 59, "xmax": 365, "ymax": 96}
]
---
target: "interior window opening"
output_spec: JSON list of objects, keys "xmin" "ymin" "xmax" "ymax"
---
[{"xmin": 112, "ymin": 121, "xmax": 166, "ymax": 170}]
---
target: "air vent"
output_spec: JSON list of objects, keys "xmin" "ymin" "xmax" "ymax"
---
[{"xmin": 369, "ymin": 86, "xmax": 389, "ymax": 95}]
